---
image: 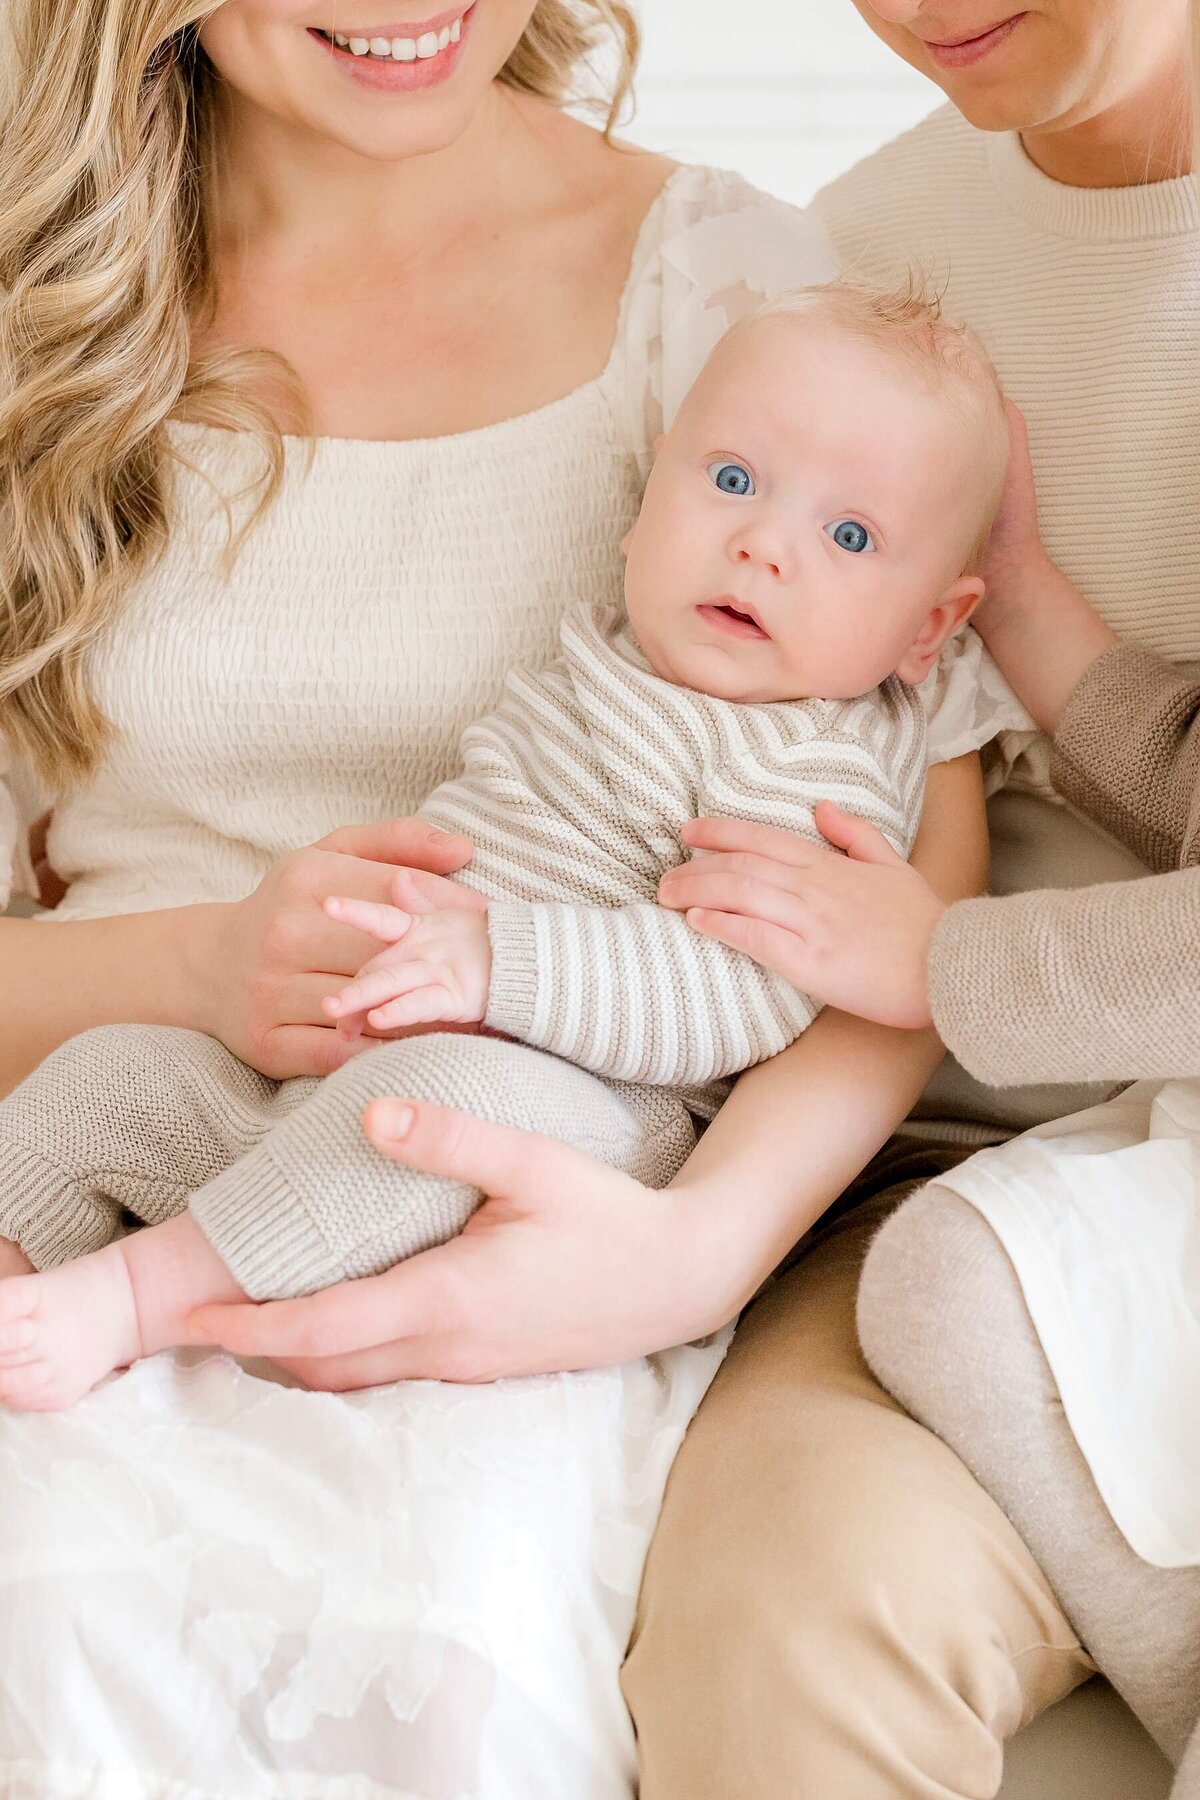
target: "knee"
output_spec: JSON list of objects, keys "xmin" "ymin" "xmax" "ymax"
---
[
  {"xmin": 856, "ymin": 1185, "xmax": 1029, "ymax": 1419},
  {"xmin": 627, "ymin": 1433, "xmax": 1019, "ymax": 1798}
]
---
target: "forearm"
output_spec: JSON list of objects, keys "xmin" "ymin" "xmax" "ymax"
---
[
  {"xmin": 669, "ymin": 1007, "xmax": 945, "ymax": 1276},
  {"xmin": 931, "ymin": 867, "xmax": 1200, "ymax": 1087},
  {"xmin": 976, "ymin": 554, "xmax": 1117, "ymax": 734},
  {"xmin": 0, "ymin": 905, "xmax": 207, "ymax": 1095}
]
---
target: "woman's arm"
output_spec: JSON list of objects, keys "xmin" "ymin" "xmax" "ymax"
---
[
  {"xmin": 190, "ymin": 755, "xmax": 987, "ymax": 1387},
  {"xmin": 0, "ymin": 818, "xmax": 474, "ymax": 1097},
  {"xmin": 928, "ymin": 866, "xmax": 1200, "ymax": 1086}
]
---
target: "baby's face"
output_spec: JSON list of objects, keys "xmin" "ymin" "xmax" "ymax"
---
[{"xmin": 623, "ymin": 317, "xmax": 991, "ymax": 704}]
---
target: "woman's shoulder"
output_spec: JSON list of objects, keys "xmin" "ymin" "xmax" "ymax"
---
[{"xmin": 610, "ymin": 161, "xmax": 838, "ymax": 458}]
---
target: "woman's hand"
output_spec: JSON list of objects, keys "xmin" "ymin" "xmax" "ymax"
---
[
  {"xmin": 191, "ymin": 1099, "xmax": 751, "ymax": 1387},
  {"xmin": 188, "ymin": 818, "xmax": 481, "ymax": 1080},
  {"xmin": 971, "ymin": 401, "xmax": 1117, "ymax": 728},
  {"xmin": 657, "ymin": 803, "xmax": 945, "ymax": 1029}
]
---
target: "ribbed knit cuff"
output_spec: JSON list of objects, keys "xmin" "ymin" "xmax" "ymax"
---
[
  {"xmin": 484, "ymin": 903, "xmax": 542, "ymax": 1043},
  {"xmin": 0, "ymin": 1138, "xmax": 114, "ymax": 1269},
  {"xmin": 190, "ymin": 1154, "xmax": 338, "ymax": 1301}
]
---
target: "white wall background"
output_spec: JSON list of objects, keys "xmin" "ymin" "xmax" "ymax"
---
[{"xmin": 620, "ymin": 0, "xmax": 941, "ymax": 206}]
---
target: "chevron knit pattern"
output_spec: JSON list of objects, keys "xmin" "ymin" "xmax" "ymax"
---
[{"xmin": 421, "ymin": 603, "xmax": 928, "ymax": 1115}]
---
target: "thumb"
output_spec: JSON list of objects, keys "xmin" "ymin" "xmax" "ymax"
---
[
  {"xmin": 363, "ymin": 1096, "xmax": 614, "ymax": 1206},
  {"xmin": 813, "ymin": 801, "xmax": 903, "ymax": 866}
]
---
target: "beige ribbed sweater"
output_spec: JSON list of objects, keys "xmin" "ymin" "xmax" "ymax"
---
[{"xmin": 930, "ymin": 643, "xmax": 1200, "ymax": 1085}]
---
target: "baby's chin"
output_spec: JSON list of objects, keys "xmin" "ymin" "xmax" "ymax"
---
[{"xmin": 642, "ymin": 636, "xmax": 802, "ymax": 705}]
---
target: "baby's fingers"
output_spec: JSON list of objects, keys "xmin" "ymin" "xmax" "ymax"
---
[
  {"xmin": 325, "ymin": 963, "xmax": 413, "ymax": 1020},
  {"xmin": 368, "ymin": 987, "xmax": 455, "ymax": 1031},
  {"xmin": 325, "ymin": 896, "xmax": 413, "ymax": 943}
]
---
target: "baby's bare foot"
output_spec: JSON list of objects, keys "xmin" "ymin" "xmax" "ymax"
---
[
  {"xmin": 0, "ymin": 1238, "xmax": 34, "ymax": 1280},
  {"xmin": 0, "ymin": 1244, "xmax": 140, "ymax": 1411}
]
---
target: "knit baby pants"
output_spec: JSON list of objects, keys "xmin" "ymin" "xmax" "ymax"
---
[{"xmin": 0, "ymin": 1025, "xmax": 697, "ymax": 1299}]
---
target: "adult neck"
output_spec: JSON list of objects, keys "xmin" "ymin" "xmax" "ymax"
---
[
  {"xmin": 208, "ymin": 81, "xmax": 532, "ymax": 279},
  {"xmin": 1019, "ymin": 59, "xmax": 1192, "ymax": 188}
]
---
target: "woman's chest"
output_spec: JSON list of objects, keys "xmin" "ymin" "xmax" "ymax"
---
[{"xmin": 90, "ymin": 410, "xmax": 643, "ymax": 817}]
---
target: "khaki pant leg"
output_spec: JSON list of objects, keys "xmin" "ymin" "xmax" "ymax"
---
[{"xmin": 621, "ymin": 1197, "xmax": 1094, "ymax": 1800}]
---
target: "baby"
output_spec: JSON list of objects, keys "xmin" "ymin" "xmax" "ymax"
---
[{"xmin": 0, "ymin": 280, "xmax": 1008, "ymax": 1409}]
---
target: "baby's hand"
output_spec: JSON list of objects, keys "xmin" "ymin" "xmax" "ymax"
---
[{"xmin": 323, "ymin": 898, "xmax": 492, "ymax": 1033}]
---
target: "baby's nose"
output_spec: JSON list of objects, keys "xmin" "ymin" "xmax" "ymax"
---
[{"xmin": 735, "ymin": 544, "xmax": 783, "ymax": 579}]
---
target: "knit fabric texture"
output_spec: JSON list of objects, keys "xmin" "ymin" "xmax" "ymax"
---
[
  {"xmin": 422, "ymin": 604, "xmax": 929, "ymax": 1116},
  {"xmin": 0, "ymin": 1024, "xmax": 696, "ymax": 1298},
  {"xmin": 929, "ymin": 644, "xmax": 1200, "ymax": 1087}
]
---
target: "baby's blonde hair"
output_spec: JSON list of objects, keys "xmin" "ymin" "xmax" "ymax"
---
[{"xmin": 734, "ymin": 276, "xmax": 1010, "ymax": 573}]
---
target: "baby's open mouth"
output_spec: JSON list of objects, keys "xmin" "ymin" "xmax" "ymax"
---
[{"xmin": 697, "ymin": 600, "xmax": 770, "ymax": 642}]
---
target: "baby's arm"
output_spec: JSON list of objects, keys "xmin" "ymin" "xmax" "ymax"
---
[{"xmin": 327, "ymin": 732, "xmax": 919, "ymax": 1088}]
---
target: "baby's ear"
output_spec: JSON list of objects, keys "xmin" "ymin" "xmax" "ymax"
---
[{"xmin": 894, "ymin": 575, "xmax": 985, "ymax": 685}]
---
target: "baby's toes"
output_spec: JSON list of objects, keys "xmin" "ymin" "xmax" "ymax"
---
[
  {"xmin": 0, "ymin": 1360, "xmax": 55, "ymax": 1410},
  {"xmin": 0, "ymin": 1315, "xmax": 37, "ymax": 1365}
]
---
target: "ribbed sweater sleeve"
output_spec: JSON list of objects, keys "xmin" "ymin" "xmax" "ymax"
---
[
  {"xmin": 928, "ymin": 870, "xmax": 1200, "ymax": 1086},
  {"xmin": 485, "ymin": 896, "xmax": 818, "ymax": 1086},
  {"xmin": 1049, "ymin": 642, "xmax": 1200, "ymax": 871},
  {"xmin": 930, "ymin": 641, "xmax": 1200, "ymax": 1086}
]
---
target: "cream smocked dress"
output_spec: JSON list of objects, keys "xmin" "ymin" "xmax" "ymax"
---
[{"xmin": 0, "ymin": 166, "xmax": 1023, "ymax": 1799}]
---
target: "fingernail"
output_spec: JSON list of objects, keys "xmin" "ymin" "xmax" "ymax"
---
[{"xmin": 374, "ymin": 1101, "xmax": 414, "ymax": 1139}]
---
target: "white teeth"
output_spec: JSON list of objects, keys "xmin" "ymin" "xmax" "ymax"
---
[{"xmin": 327, "ymin": 17, "xmax": 463, "ymax": 59}]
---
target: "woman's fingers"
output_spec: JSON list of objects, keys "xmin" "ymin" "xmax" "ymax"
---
[
  {"xmin": 660, "ymin": 860, "xmax": 814, "ymax": 926},
  {"xmin": 679, "ymin": 817, "xmax": 828, "ymax": 866},
  {"xmin": 317, "ymin": 818, "xmax": 474, "ymax": 874},
  {"xmin": 389, "ymin": 866, "xmax": 487, "ymax": 916},
  {"xmin": 363, "ymin": 1095, "xmax": 616, "ymax": 1210},
  {"xmin": 684, "ymin": 908, "xmax": 816, "ymax": 987},
  {"xmin": 191, "ymin": 1250, "xmax": 461, "ymax": 1359},
  {"xmin": 812, "ymin": 801, "xmax": 904, "ymax": 866}
]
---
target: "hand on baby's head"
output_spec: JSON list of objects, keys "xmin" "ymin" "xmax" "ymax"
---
[{"xmin": 621, "ymin": 278, "xmax": 1008, "ymax": 707}]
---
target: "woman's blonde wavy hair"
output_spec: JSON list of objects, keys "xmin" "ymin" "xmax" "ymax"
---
[{"xmin": 0, "ymin": 0, "xmax": 640, "ymax": 787}]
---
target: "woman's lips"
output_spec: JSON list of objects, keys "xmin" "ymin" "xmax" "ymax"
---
[
  {"xmin": 697, "ymin": 601, "xmax": 770, "ymax": 642},
  {"xmin": 308, "ymin": 7, "xmax": 473, "ymax": 91},
  {"xmin": 925, "ymin": 13, "xmax": 1025, "ymax": 70}
]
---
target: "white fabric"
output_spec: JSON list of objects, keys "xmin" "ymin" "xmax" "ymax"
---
[
  {"xmin": 937, "ymin": 1080, "xmax": 1200, "ymax": 1571},
  {"xmin": 0, "ymin": 160, "xmax": 1033, "ymax": 1795}
]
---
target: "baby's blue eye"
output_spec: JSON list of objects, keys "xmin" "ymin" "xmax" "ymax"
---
[
  {"xmin": 707, "ymin": 461, "xmax": 754, "ymax": 496},
  {"xmin": 825, "ymin": 518, "xmax": 875, "ymax": 554}
]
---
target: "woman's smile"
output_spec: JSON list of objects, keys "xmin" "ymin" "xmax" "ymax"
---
[{"xmin": 310, "ymin": 3, "xmax": 475, "ymax": 87}]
